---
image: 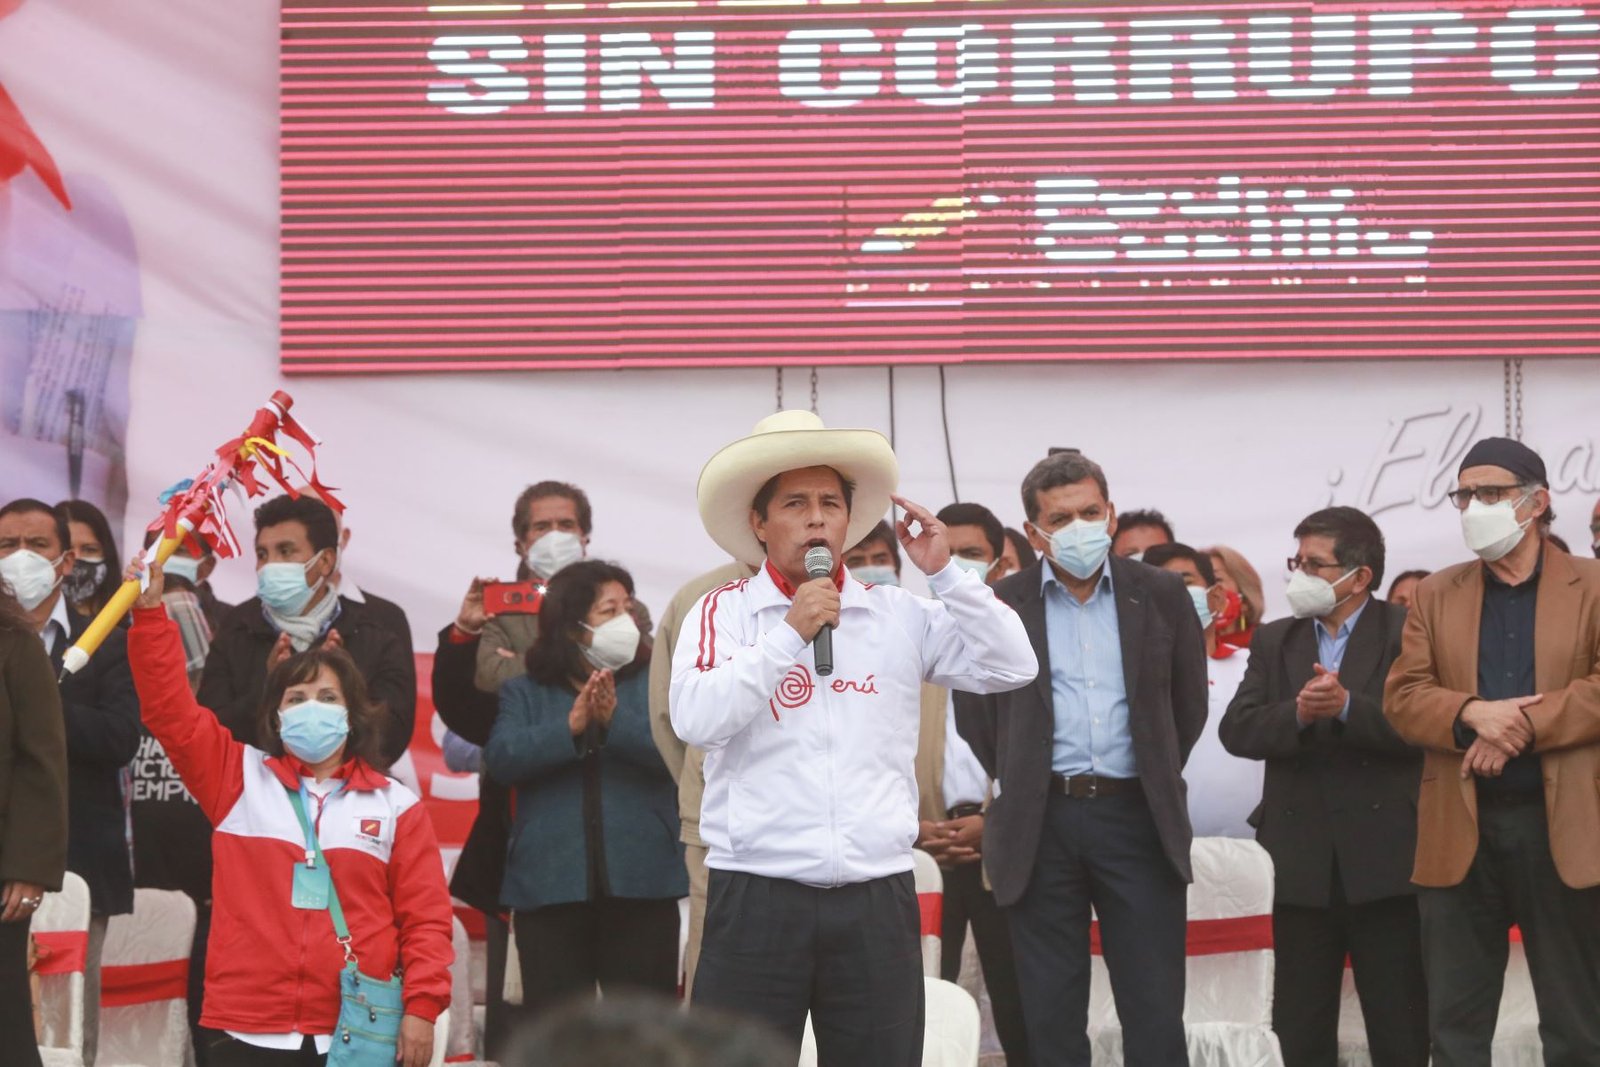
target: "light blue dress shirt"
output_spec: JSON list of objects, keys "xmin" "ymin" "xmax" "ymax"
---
[
  {"xmin": 1042, "ymin": 564, "xmax": 1137, "ymax": 778},
  {"xmin": 1313, "ymin": 598, "xmax": 1368, "ymax": 722}
]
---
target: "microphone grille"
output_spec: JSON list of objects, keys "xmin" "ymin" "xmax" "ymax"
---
[{"xmin": 804, "ymin": 546, "xmax": 834, "ymax": 579}]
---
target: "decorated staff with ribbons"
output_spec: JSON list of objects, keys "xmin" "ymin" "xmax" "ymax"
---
[{"xmin": 669, "ymin": 410, "xmax": 1037, "ymax": 1064}]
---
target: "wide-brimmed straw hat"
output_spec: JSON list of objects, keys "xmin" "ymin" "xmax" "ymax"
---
[{"xmin": 697, "ymin": 410, "xmax": 899, "ymax": 567}]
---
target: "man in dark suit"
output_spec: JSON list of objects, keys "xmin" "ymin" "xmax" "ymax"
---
[
  {"xmin": 0, "ymin": 498, "xmax": 139, "ymax": 1067},
  {"xmin": 198, "ymin": 494, "xmax": 416, "ymax": 767},
  {"xmin": 1219, "ymin": 507, "xmax": 1428, "ymax": 1067},
  {"xmin": 956, "ymin": 451, "xmax": 1208, "ymax": 1067}
]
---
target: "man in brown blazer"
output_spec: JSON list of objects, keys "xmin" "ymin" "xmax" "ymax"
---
[{"xmin": 1385, "ymin": 436, "xmax": 1600, "ymax": 1066}]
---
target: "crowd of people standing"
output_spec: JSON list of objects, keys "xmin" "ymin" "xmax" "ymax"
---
[{"xmin": 3, "ymin": 419, "xmax": 1600, "ymax": 1067}]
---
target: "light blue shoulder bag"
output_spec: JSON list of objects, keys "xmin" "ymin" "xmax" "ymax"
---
[{"xmin": 286, "ymin": 785, "xmax": 406, "ymax": 1066}]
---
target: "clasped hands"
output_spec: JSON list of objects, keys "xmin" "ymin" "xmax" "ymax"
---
[
  {"xmin": 1458, "ymin": 695, "xmax": 1541, "ymax": 780},
  {"xmin": 1295, "ymin": 664, "xmax": 1348, "ymax": 726},
  {"xmin": 917, "ymin": 815, "xmax": 984, "ymax": 867}
]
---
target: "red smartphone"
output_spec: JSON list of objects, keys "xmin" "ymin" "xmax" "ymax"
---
[{"xmin": 483, "ymin": 581, "xmax": 544, "ymax": 617}]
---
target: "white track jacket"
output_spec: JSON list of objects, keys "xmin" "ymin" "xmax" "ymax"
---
[{"xmin": 671, "ymin": 560, "xmax": 1036, "ymax": 886}]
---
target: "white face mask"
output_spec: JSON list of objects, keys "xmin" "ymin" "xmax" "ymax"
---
[
  {"xmin": 950, "ymin": 556, "xmax": 997, "ymax": 581},
  {"xmin": 526, "ymin": 529, "xmax": 585, "ymax": 580},
  {"xmin": 583, "ymin": 613, "xmax": 641, "ymax": 671},
  {"xmin": 1460, "ymin": 493, "xmax": 1533, "ymax": 562},
  {"xmin": 0, "ymin": 550, "xmax": 65, "ymax": 612},
  {"xmin": 1285, "ymin": 568, "xmax": 1358, "ymax": 620},
  {"xmin": 852, "ymin": 564, "xmax": 899, "ymax": 587},
  {"xmin": 1188, "ymin": 585, "xmax": 1214, "ymax": 629}
]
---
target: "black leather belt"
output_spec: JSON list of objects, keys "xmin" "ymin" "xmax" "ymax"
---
[
  {"xmin": 1050, "ymin": 773, "xmax": 1142, "ymax": 799},
  {"xmin": 947, "ymin": 802, "xmax": 984, "ymax": 819}
]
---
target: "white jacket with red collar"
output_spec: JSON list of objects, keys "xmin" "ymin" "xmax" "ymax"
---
[
  {"xmin": 127, "ymin": 607, "xmax": 453, "ymax": 1035},
  {"xmin": 670, "ymin": 560, "xmax": 1036, "ymax": 887}
]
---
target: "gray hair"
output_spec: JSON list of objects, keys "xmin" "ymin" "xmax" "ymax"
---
[{"xmin": 1020, "ymin": 452, "xmax": 1110, "ymax": 522}]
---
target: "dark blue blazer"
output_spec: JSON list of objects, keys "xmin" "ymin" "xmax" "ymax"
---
[{"xmin": 486, "ymin": 668, "xmax": 686, "ymax": 910}]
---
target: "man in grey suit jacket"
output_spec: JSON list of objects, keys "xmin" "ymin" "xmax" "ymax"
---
[
  {"xmin": 956, "ymin": 451, "xmax": 1208, "ymax": 1067},
  {"xmin": 1219, "ymin": 507, "xmax": 1427, "ymax": 1067}
]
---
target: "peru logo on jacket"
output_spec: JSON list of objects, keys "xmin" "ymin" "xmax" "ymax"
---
[{"xmin": 357, "ymin": 818, "xmax": 383, "ymax": 841}]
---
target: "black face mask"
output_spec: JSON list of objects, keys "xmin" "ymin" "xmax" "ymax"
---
[{"xmin": 63, "ymin": 558, "xmax": 107, "ymax": 605}]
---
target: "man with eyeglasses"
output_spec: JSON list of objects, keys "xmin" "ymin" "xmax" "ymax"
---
[
  {"xmin": 1219, "ymin": 507, "xmax": 1426, "ymax": 1067},
  {"xmin": 1387, "ymin": 437, "xmax": 1600, "ymax": 1065}
]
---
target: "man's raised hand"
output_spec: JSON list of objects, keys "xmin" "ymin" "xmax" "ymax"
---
[{"xmin": 892, "ymin": 495, "xmax": 952, "ymax": 576}]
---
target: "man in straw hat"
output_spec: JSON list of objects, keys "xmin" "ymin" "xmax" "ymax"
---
[{"xmin": 670, "ymin": 410, "xmax": 1037, "ymax": 1064}]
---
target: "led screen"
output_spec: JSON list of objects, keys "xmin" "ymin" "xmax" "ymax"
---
[{"xmin": 281, "ymin": 0, "xmax": 1600, "ymax": 371}]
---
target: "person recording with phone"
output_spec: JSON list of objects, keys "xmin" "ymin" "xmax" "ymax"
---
[
  {"xmin": 475, "ymin": 481, "xmax": 653, "ymax": 696},
  {"xmin": 669, "ymin": 411, "xmax": 1035, "ymax": 1065}
]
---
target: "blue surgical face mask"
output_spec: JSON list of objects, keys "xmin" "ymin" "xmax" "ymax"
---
[
  {"xmin": 1034, "ymin": 519, "xmax": 1113, "ymax": 580},
  {"xmin": 258, "ymin": 552, "xmax": 326, "ymax": 616},
  {"xmin": 1188, "ymin": 585, "xmax": 1214, "ymax": 629},
  {"xmin": 278, "ymin": 699, "xmax": 350, "ymax": 764},
  {"xmin": 951, "ymin": 556, "xmax": 997, "ymax": 581},
  {"xmin": 853, "ymin": 564, "xmax": 899, "ymax": 587},
  {"xmin": 162, "ymin": 554, "xmax": 202, "ymax": 586}
]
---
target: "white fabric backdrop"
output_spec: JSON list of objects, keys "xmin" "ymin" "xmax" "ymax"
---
[{"xmin": 5, "ymin": 0, "xmax": 1600, "ymax": 641}]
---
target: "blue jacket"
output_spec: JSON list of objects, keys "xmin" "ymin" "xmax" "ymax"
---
[{"xmin": 485, "ymin": 668, "xmax": 686, "ymax": 910}]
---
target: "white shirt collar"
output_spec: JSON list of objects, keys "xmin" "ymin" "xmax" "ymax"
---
[{"xmin": 39, "ymin": 593, "xmax": 71, "ymax": 653}]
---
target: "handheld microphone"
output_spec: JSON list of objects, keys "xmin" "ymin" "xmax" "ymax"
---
[{"xmin": 803, "ymin": 545, "xmax": 835, "ymax": 677}]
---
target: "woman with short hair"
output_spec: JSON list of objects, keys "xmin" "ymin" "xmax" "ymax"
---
[{"xmin": 125, "ymin": 560, "xmax": 452, "ymax": 1066}]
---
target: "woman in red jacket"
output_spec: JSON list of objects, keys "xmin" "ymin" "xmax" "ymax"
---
[{"xmin": 124, "ymin": 560, "xmax": 452, "ymax": 1066}]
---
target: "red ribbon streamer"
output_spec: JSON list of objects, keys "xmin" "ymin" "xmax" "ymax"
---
[
  {"xmin": 31, "ymin": 931, "xmax": 88, "ymax": 975},
  {"xmin": 919, "ymin": 893, "xmax": 943, "ymax": 937},
  {"xmin": 101, "ymin": 959, "xmax": 190, "ymax": 1008}
]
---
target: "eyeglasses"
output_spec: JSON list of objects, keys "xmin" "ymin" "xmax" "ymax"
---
[
  {"xmin": 1286, "ymin": 557, "xmax": 1345, "ymax": 574},
  {"xmin": 1445, "ymin": 484, "xmax": 1527, "ymax": 510}
]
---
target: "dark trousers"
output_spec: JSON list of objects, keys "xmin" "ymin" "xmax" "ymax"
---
[
  {"xmin": 206, "ymin": 1034, "xmax": 322, "ymax": 1066},
  {"xmin": 1272, "ymin": 889, "xmax": 1429, "ymax": 1067},
  {"xmin": 190, "ymin": 901, "xmax": 217, "ymax": 1067},
  {"xmin": 1418, "ymin": 798, "xmax": 1600, "ymax": 1067},
  {"xmin": 482, "ymin": 912, "xmax": 514, "ymax": 1060},
  {"xmin": 513, "ymin": 896, "xmax": 680, "ymax": 1015},
  {"xmin": 693, "ymin": 869, "xmax": 925, "ymax": 1067},
  {"xmin": 1005, "ymin": 792, "xmax": 1187, "ymax": 1067},
  {"xmin": 2, "ymin": 916, "xmax": 43, "ymax": 1067},
  {"xmin": 941, "ymin": 861, "xmax": 1031, "ymax": 1066}
]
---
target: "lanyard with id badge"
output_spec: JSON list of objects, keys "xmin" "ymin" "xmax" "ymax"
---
[
  {"xmin": 285, "ymin": 781, "xmax": 406, "ymax": 1065},
  {"xmin": 291, "ymin": 781, "xmax": 342, "ymax": 910}
]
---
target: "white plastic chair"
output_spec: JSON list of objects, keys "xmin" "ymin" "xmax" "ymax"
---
[
  {"xmin": 798, "ymin": 976, "xmax": 980, "ymax": 1066},
  {"xmin": 427, "ymin": 1008, "xmax": 450, "ymax": 1067},
  {"xmin": 444, "ymin": 917, "xmax": 478, "ymax": 1062},
  {"xmin": 1338, "ymin": 931, "xmax": 1543, "ymax": 1066},
  {"xmin": 912, "ymin": 848, "xmax": 943, "ymax": 978},
  {"xmin": 97, "ymin": 888, "xmax": 197, "ymax": 1067},
  {"xmin": 33, "ymin": 871, "xmax": 91, "ymax": 1067},
  {"xmin": 1090, "ymin": 838, "xmax": 1283, "ymax": 1066},
  {"xmin": 503, "ymin": 914, "xmax": 523, "ymax": 1007}
]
